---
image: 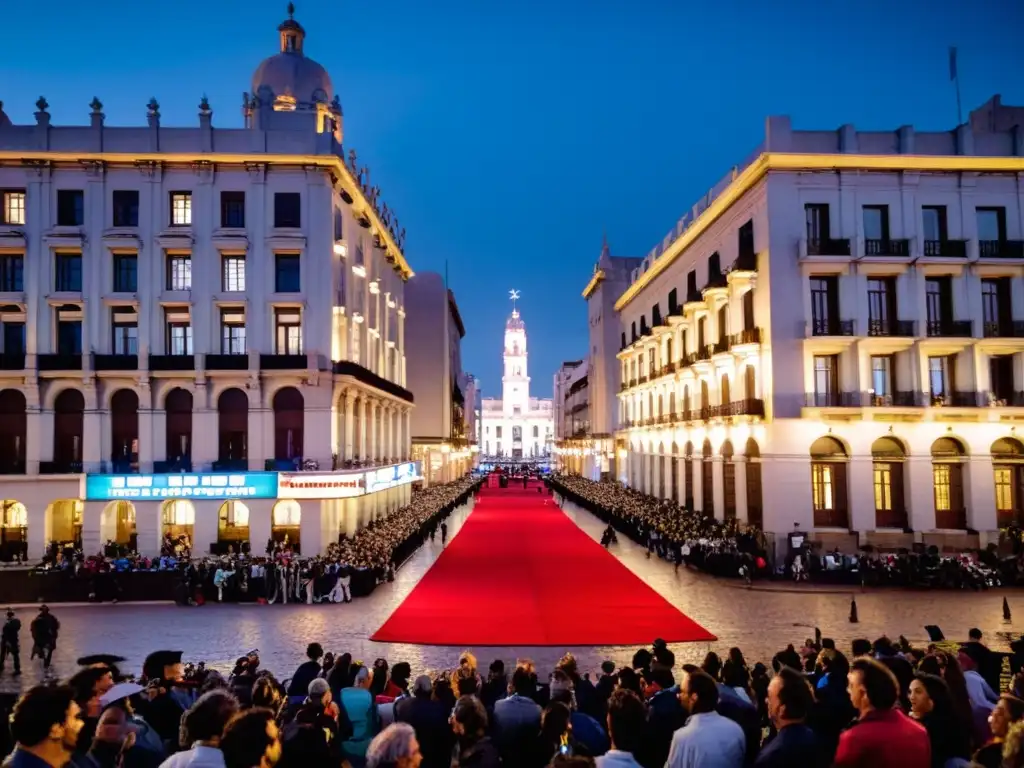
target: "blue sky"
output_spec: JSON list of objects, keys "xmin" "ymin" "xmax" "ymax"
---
[{"xmin": 2, "ymin": 0, "xmax": 1022, "ymax": 397}]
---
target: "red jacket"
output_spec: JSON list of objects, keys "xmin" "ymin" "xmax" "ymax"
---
[{"xmin": 833, "ymin": 708, "xmax": 930, "ymax": 768}]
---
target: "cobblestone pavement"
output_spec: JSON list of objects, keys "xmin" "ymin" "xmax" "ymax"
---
[{"xmin": 1, "ymin": 496, "xmax": 1021, "ymax": 693}]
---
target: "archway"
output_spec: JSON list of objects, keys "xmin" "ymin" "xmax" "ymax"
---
[
  {"xmin": 0, "ymin": 500, "xmax": 27, "ymax": 561},
  {"xmin": 161, "ymin": 500, "xmax": 195, "ymax": 554},
  {"xmin": 272, "ymin": 499, "xmax": 301, "ymax": 554},
  {"xmin": 657, "ymin": 443, "xmax": 666, "ymax": 498},
  {"xmin": 101, "ymin": 501, "xmax": 137, "ymax": 553},
  {"xmin": 217, "ymin": 500, "xmax": 250, "ymax": 554},
  {"xmin": 702, "ymin": 438, "xmax": 714, "ymax": 516},
  {"xmin": 720, "ymin": 375, "xmax": 731, "ymax": 415},
  {"xmin": 45, "ymin": 500, "xmax": 82, "ymax": 549},
  {"xmin": 721, "ymin": 440, "xmax": 736, "ymax": 520},
  {"xmin": 992, "ymin": 438, "xmax": 1024, "ymax": 528},
  {"xmin": 745, "ymin": 438, "xmax": 763, "ymax": 529},
  {"xmin": 684, "ymin": 441, "xmax": 694, "ymax": 509},
  {"xmin": 110, "ymin": 389, "xmax": 139, "ymax": 472},
  {"xmin": 217, "ymin": 388, "xmax": 248, "ymax": 470},
  {"xmin": 872, "ymin": 437, "xmax": 907, "ymax": 529},
  {"xmin": 810, "ymin": 436, "xmax": 849, "ymax": 528},
  {"xmin": 53, "ymin": 389, "xmax": 84, "ymax": 472},
  {"xmin": 273, "ymin": 387, "xmax": 304, "ymax": 469},
  {"xmin": 931, "ymin": 437, "xmax": 967, "ymax": 530},
  {"xmin": 165, "ymin": 388, "xmax": 193, "ymax": 469},
  {"xmin": 0, "ymin": 390, "xmax": 26, "ymax": 473}
]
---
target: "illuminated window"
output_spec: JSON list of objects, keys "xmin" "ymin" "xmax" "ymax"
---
[
  {"xmin": 995, "ymin": 467, "xmax": 1013, "ymax": 512},
  {"xmin": 170, "ymin": 192, "xmax": 192, "ymax": 226},
  {"xmin": 811, "ymin": 464, "xmax": 834, "ymax": 511},
  {"xmin": 166, "ymin": 256, "xmax": 192, "ymax": 291},
  {"xmin": 273, "ymin": 500, "xmax": 301, "ymax": 527},
  {"xmin": 873, "ymin": 464, "xmax": 892, "ymax": 511},
  {"xmin": 162, "ymin": 499, "xmax": 195, "ymax": 526},
  {"xmin": 222, "ymin": 256, "xmax": 246, "ymax": 292},
  {"xmin": 933, "ymin": 464, "xmax": 951, "ymax": 511},
  {"xmin": 1, "ymin": 501, "xmax": 27, "ymax": 528},
  {"xmin": 2, "ymin": 191, "xmax": 26, "ymax": 225}
]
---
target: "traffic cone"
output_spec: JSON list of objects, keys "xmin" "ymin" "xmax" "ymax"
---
[
  {"xmin": 1004, "ymin": 597, "xmax": 1012, "ymax": 623},
  {"xmin": 849, "ymin": 598, "xmax": 859, "ymax": 623}
]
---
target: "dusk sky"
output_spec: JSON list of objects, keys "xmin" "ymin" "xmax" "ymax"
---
[{"xmin": 3, "ymin": 0, "xmax": 1022, "ymax": 397}]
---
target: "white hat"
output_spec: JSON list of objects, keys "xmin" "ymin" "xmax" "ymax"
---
[{"xmin": 99, "ymin": 682, "xmax": 144, "ymax": 708}]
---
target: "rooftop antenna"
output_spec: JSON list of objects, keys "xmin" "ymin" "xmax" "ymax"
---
[
  {"xmin": 509, "ymin": 289, "xmax": 520, "ymax": 318},
  {"xmin": 949, "ymin": 46, "xmax": 963, "ymax": 126}
]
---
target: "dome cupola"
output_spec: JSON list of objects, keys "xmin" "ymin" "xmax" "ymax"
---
[{"xmin": 251, "ymin": 3, "xmax": 334, "ymax": 109}]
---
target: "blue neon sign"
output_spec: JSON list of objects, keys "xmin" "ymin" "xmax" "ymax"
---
[
  {"xmin": 85, "ymin": 472, "xmax": 279, "ymax": 501},
  {"xmin": 364, "ymin": 461, "xmax": 421, "ymax": 494}
]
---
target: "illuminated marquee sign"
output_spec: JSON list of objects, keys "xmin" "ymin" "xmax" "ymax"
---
[
  {"xmin": 364, "ymin": 461, "xmax": 420, "ymax": 494},
  {"xmin": 85, "ymin": 472, "xmax": 279, "ymax": 502},
  {"xmin": 277, "ymin": 472, "xmax": 365, "ymax": 500}
]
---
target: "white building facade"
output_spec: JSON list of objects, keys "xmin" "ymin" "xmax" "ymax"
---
[
  {"xmin": 481, "ymin": 306, "xmax": 554, "ymax": 459},
  {"xmin": 603, "ymin": 95, "xmax": 1024, "ymax": 556},
  {"xmin": 0, "ymin": 8, "xmax": 422, "ymax": 560}
]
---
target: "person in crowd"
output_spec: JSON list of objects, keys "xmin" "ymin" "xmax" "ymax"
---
[
  {"xmin": 158, "ymin": 690, "xmax": 239, "ymax": 768},
  {"xmin": 959, "ymin": 650, "xmax": 999, "ymax": 709},
  {"xmin": 279, "ymin": 679, "xmax": 346, "ymax": 767},
  {"xmin": 479, "ymin": 661, "xmax": 507, "ymax": 712},
  {"xmin": 2, "ymin": 609, "xmax": 21, "ymax": 676},
  {"xmin": 557, "ymin": 654, "xmax": 599, "ymax": 721},
  {"xmin": 365, "ymin": 723, "xmax": 422, "ymax": 768},
  {"xmin": 220, "ymin": 710, "xmax": 281, "ymax": 768},
  {"xmin": 810, "ymin": 648, "xmax": 855, "ymax": 757},
  {"xmin": 29, "ymin": 605, "xmax": 59, "ymax": 670},
  {"xmin": 665, "ymin": 667, "xmax": 745, "ymax": 768},
  {"xmin": 82, "ymin": 706, "xmax": 135, "ymax": 768},
  {"xmin": 251, "ymin": 679, "xmax": 283, "ymax": 720},
  {"xmin": 382, "ymin": 663, "xmax": 412, "ymax": 702},
  {"xmin": 371, "ymin": 660, "xmax": 391, "ymax": 700},
  {"xmin": 595, "ymin": 689, "xmax": 644, "ymax": 768},
  {"xmin": 531, "ymin": 702, "xmax": 578, "ymax": 766},
  {"xmin": 641, "ymin": 666, "xmax": 684, "ymax": 768},
  {"xmin": 394, "ymin": 676, "xmax": 450, "ymax": 768},
  {"xmin": 975, "ymin": 694, "xmax": 1024, "ymax": 768},
  {"xmin": 327, "ymin": 653, "xmax": 353, "ymax": 698},
  {"xmin": 6, "ymin": 685, "xmax": 83, "ymax": 768},
  {"xmin": 549, "ymin": 670, "xmax": 608, "ymax": 756},
  {"xmin": 450, "ymin": 696, "xmax": 499, "ymax": 768},
  {"xmin": 593, "ymin": 662, "xmax": 617, "ymax": 709},
  {"xmin": 908, "ymin": 672, "xmax": 970, "ymax": 768},
  {"xmin": 284, "ymin": 644, "xmax": 322, "ymax": 702},
  {"xmin": 833, "ymin": 657, "xmax": 930, "ymax": 768},
  {"xmin": 919, "ymin": 651, "xmax": 980, "ymax": 748},
  {"xmin": 492, "ymin": 662, "xmax": 542, "ymax": 765},
  {"xmin": 721, "ymin": 659, "xmax": 753, "ymax": 706},
  {"xmin": 340, "ymin": 665, "xmax": 378, "ymax": 765},
  {"xmin": 756, "ymin": 667, "xmax": 827, "ymax": 768},
  {"xmin": 137, "ymin": 651, "xmax": 188, "ymax": 750}
]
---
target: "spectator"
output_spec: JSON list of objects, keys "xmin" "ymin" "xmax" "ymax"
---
[
  {"xmin": 479, "ymin": 661, "xmax": 507, "ymax": 712},
  {"xmin": 83, "ymin": 707, "xmax": 135, "ymax": 768},
  {"xmin": 394, "ymin": 676, "xmax": 451, "ymax": 768},
  {"xmin": 595, "ymin": 690, "xmax": 644, "ymax": 768},
  {"xmin": 365, "ymin": 723, "xmax": 422, "ymax": 768},
  {"xmin": 908, "ymin": 673, "xmax": 970, "ymax": 768},
  {"xmin": 159, "ymin": 690, "xmax": 239, "ymax": 768},
  {"xmin": 755, "ymin": 667, "xmax": 827, "ymax": 768},
  {"xmin": 220, "ymin": 709, "xmax": 281, "ymax": 768},
  {"xmin": 340, "ymin": 666, "xmax": 378, "ymax": 765},
  {"xmin": 593, "ymin": 662, "xmax": 617, "ymax": 708},
  {"xmin": 450, "ymin": 696, "xmax": 499, "ymax": 768},
  {"xmin": 833, "ymin": 657, "xmax": 930, "ymax": 768},
  {"xmin": 665, "ymin": 667, "xmax": 745, "ymax": 768},
  {"xmin": 641, "ymin": 666, "xmax": 684, "ymax": 768},
  {"xmin": 549, "ymin": 671, "xmax": 608, "ymax": 756},
  {"xmin": 975, "ymin": 694, "xmax": 1024, "ymax": 768},
  {"xmin": 7, "ymin": 685, "xmax": 83, "ymax": 768},
  {"xmin": 530, "ymin": 702, "xmax": 577, "ymax": 767},
  {"xmin": 492, "ymin": 662, "xmax": 542, "ymax": 765},
  {"xmin": 285, "ymin": 644, "xmax": 322, "ymax": 701}
]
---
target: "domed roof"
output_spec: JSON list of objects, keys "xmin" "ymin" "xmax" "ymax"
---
[
  {"xmin": 251, "ymin": 5, "xmax": 333, "ymax": 106},
  {"xmin": 506, "ymin": 309, "xmax": 525, "ymax": 331}
]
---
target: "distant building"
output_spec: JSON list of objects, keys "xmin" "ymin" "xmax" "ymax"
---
[
  {"xmin": 480, "ymin": 302, "xmax": 553, "ymax": 459},
  {"xmin": 405, "ymin": 273, "xmax": 472, "ymax": 483}
]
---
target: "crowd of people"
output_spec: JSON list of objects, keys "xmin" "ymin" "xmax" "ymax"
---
[
  {"xmin": 23, "ymin": 477, "xmax": 481, "ymax": 606},
  {"xmin": 5, "ymin": 627, "xmax": 1024, "ymax": 768},
  {"xmin": 551, "ymin": 474, "xmax": 1024, "ymax": 590}
]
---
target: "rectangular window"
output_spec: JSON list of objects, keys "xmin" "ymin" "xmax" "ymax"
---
[
  {"xmin": 922, "ymin": 206, "xmax": 948, "ymax": 241},
  {"xmin": 0, "ymin": 255, "xmax": 24, "ymax": 292},
  {"xmin": 496, "ymin": 426, "xmax": 502, "ymax": 439},
  {"xmin": 220, "ymin": 191, "xmax": 245, "ymax": 228},
  {"xmin": 813, "ymin": 355, "xmax": 838, "ymax": 401},
  {"xmin": 811, "ymin": 464, "xmax": 835, "ymax": 510},
  {"xmin": 56, "ymin": 190, "xmax": 84, "ymax": 226},
  {"xmin": 873, "ymin": 464, "xmax": 892, "ymax": 511},
  {"xmin": 863, "ymin": 205, "xmax": 890, "ymax": 241},
  {"xmin": 929, "ymin": 356, "xmax": 949, "ymax": 397},
  {"xmin": 805, "ymin": 203, "xmax": 831, "ymax": 242},
  {"xmin": 867, "ymin": 277, "xmax": 896, "ymax": 333},
  {"xmin": 977, "ymin": 207, "xmax": 1006, "ymax": 242},
  {"xmin": 2, "ymin": 322, "xmax": 25, "ymax": 354},
  {"xmin": 533, "ymin": 426, "xmax": 539, "ymax": 438},
  {"xmin": 275, "ymin": 254, "xmax": 301, "ymax": 293},
  {"xmin": 55, "ymin": 253, "xmax": 82, "ymax": 292},
  {"xmin": 170, "ymin": 192, "xmax": 192, "ymax": 226},
  {"xmin": 112, "ymin": 254, "xmax": 138, "ymax": 293},
  {"xmin": 166, "ymin": 256, "xmax": 192, "ymax": 291},
  {"xmin": 274, "ymin": 309, "xmax": 302, "ymax": 354},
  {"xmin": 111, "ymin": 309, "xmax": 138, "ymax": 355},
  {"xmin": 925, "ymin": 277, "xmax": 953, "ymax": 330},
  {"xmin": 222, "ymin": 256, "xmax": 246, "ymax": 292},
  {"xmin": 995, "ymin": 467, "xmax": 1014, "ymax": 512},
  {"xmin": 809, "ymin": 276, "xmax": 838, "ymax": 333},
  {"xmin": 274, "ymin": 192, "xmax": 301, "ymax": 228},
  {"xmin": 333, "ymin": 208, "xmax": 344, "ymax": 241},
  {"xmin": 933, "ymin": 465, "xmax": 951, "ymax": 511},
  {"xmin": 1, "ymin": 191, "xmax": 25, "ymax": 225},
  {"xmin": 112, "ymin": 190, "xmax": 139, "ymax": 227},
  {"xmin": 871, "ymin": 355, "xmax": 892, "ymax": 400},
  {"xmin": 166, "ymin": 313, "xmax": 193, "ymax": 355},
  {"xmin": 56, "ymin": 319, "xmax": 82, "ymax": 355},
  {"xmin": 221, "ymin": 309, "xmax": 246, "ymax": 354}
]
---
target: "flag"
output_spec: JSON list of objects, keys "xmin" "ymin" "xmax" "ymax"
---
[{"xmin": 949, "ymin": 46, "xmax": 958, "ymax": 82}]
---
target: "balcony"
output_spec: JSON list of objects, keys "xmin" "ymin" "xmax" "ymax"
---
[
  {"xmin": 150, "ymin": 354, "xmax": 196, "ymax": 371},
  {"xmin": 810, "ymin": 319, "xmax": 856, "ymax": 337},
  {"xmin": 0, "ymin": 352, "xmax": 25, "ymax": 370},
  {"xmin": 867, "ymin": 319, "xmax": 915, "ymax": 337},
  {"xmin": 806, "ymin": 392, "xmax": 861, "ymax": 408},
  {"xmin": 260, "ymin": 354, "xmax": 307, "ymax": 370},
  {"xmin": 154, "ymin": 459, "xmax": 193, "ymax": 473},
  {"xmin": 926, "ymin": 320, "xmax": 973, "ymax": 338},
  {"xmin": 932, "ymin": 392, "xmax": 981, "ymax": 408},
  {"xmin": 730, "ymin": 328, "xmax": 762, "ymax": 345},
  {"xmin": 333, "ymin": 360, "xmax": 415, "ymax": 403},
  {"xmin": 979, "ymin": 240, "xmax": 1024, "ymax": 260},
  {"xmin": 727, "ymin": 399, "xmax": 765, "ymax": 417},
  {"xmin": 806, "ymin": 238, "xmax": 852, "ymax": 257},
  {"xmin": 206, "ymin": 354, "xmax": 249, "ymax": 371},
  {"xmin": 870, "ymin": 391, "xmax": 921, "ymax": 407},
  {"xmin": 638, "ymin": 375, "xmax": 648, "ymax": 384},
  {"xmin": 864, "ymin": 238, "xmax": 911, "ymax": 258},
  {"xmin": 709, "ymin": 339, "xmax": 730, "ymax": 356},
  {"xmin": 37, "ymin": 353, "xmax": 82, "ymax": 371},
  {"xmin": 39, "ymin": 460, "xmax": 83, "ymax": 474},
  {"xmin": 923, "ymin": 239, "xmax": 967, "ymax": 258},
  {"xmin": 93, "ymin": 354, "xmax": 139, "ymax": 371},
  {"xmin": 983, "ymin": 321, "xmax": 1024, "ymax": 339},
  {"xmin": 265, "ymin": 458, "xmax": 304, "ymax": 471},
  {"xmin": 213, "ymin": 459, "xmax": 248, "ymax": 471}
]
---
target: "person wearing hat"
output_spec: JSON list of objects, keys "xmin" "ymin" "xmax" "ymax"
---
[
  {"xmin": 29, "ymin": 605, "xmax": 59, "ymax": 670},
  {"xmin": 2, "ymin": 608, "xmax": 21, "ymax": 676},
  {"xmin": 99, "ymin": 681, "xmax": 168, "ymax": 766}
]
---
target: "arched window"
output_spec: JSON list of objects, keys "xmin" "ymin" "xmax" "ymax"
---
[
  {"xmin": 165, "ymin": 388, "xmax": 193, "ymax": 466},
  {"xmin": 720, "ymin": 375, "xmax": 731, "ymax": 412},
  {"xmin": 684, "ymin": 441, "xmax": 694, "ymax": 510},
  {"xmin": 682, "ymin": 385, "xmax": 690, "ymax": 419},
  {"xmin": 745, "ymin": 438, "xmax": 763, "ymax": 528},
  {"xmin": 932, "ymin": 438, "xmax": 967, "ymax": 530},
  {"xmin": 668, "ymin": 391, "xmax": 676, "ymax": 417},
  {"xmin": 0, "ymin": 390, "xmax": 26, "ymax": 473},
  {"xmin": 871, "ymin": 437, "xmax": 907, "ymax": 529},
  {"xmin": 273, "ymin": 387, "xmax": 305, "ymax": 466},
  {"xmin": 993, "ymin": 438, "xmax": 1024, "ymax": 528},
  {"xmin": 53, "ymin": 389, "xmax": 84, "ymax": 471},
  {"xmin": 810, "ymin": 436, "xmax": 849, "ymax": 528},
  {"xmin": 721, "ymin": 440, "xmax": 736, "ymax": 519},
  {"xmin": 217, "ymin": 388, "xmax": 248, "ymax": 468},
  {"xmin": 745, "ymin": 364, "xmax": 756, "ymax": 400},
  {"xmin": 110, "ymin": 390, "xmax": 139, "ymax": 472},
  {"xmin": 700, "ymin": 380, "xmax": 710, "ymax": 418},
  {"xmin": 702, "ymin": 438, "xmax": 714, "ymax": 517}
]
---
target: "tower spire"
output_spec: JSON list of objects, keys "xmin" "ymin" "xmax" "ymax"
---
[{"xmin": 509, "ymin": 288, "xmax": 520, "ymax": 318}]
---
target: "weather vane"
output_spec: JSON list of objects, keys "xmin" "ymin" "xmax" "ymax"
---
[{"xmin": 509, "ymin": 289, "xmax": 520, "ymax": 309}]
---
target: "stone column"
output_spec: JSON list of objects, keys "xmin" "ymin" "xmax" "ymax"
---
[
  {"xmin": 343, "ymin": 392, "xmax": 355, "ymax": 461},
  {"xmin": 712, "ymin": 457, "xmax": 725, "ymax": 521},
  {"xmin": 358, "ymin": 397, "xmax": 368, "ymax": 459},
  {"xmin": 370, "ymin": 400, "xmax": 380, "ymax": 461},
  {"xmin": 691, "ymin": 456, "xmax": 703, "ymax": 512},
  {"xmin": 906, "ymin": 456, "xmax": 935, "ymax": 532},
  {"xmin": 849, "ymin": 455, "xmax": 876, "ymax": 537},
  {"xmin": 137, "ymin": 383, "xmax": 155, "ymax": 472},
  {"xmin": 734, "ymin": 457, "xmax": 748, "ymax": 524},
  {"xmin": 652, "ymin": 454, "xmax": 661, "ymax": 499}
]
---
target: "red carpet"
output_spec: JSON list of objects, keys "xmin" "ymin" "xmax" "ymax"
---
[{"xmin": 371, "ymin": 483, "xmax": 716, "ymax": 646}]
